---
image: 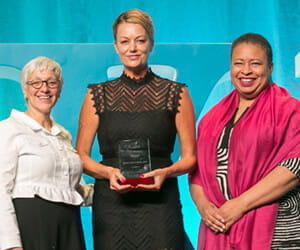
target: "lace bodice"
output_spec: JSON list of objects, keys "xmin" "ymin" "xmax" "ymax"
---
[
  {"xmin": 88, "ymin": 70, "xmax": 186, "ymax": 164},
  {"xmin": 89, "ymin": 70, "xmax": 184, "ymax": 113}
]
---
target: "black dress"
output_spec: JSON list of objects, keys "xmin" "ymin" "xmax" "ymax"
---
[{"xmin": 88, "ymin": 70, "xmax": 186, "ymax": 250}]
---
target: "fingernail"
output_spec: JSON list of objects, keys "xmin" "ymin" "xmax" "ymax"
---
[
  {"xmin": 121, "ymin": 178, "xmax": 127, "ymax": 183},
  {"xmin": 139, "ymin": 174, "xmax": 144, "ymax": 178}
]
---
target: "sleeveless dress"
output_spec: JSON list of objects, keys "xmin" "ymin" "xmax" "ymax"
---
[{"xmin": 88, "ymin": 70, "xmax": 185, "ymax": 250}]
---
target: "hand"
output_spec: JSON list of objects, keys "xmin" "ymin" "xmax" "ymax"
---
[
  {"xmin": 198, "ymin": 200, "xmax": 226, "ymax": 233},
  {"xmin": 219, "ymin": 198, "xmax": 246, "ymax": 231},
  {"xmin": 136, "ymin": 168, "xmax": 169, "ymax": 191},
  {"xmin": 79, "ymin": 184, "xmax": 94, "ymax": 198},
  {"xmin": 106, "ymin": 167, "xmax": 132, "ymax": 193}
]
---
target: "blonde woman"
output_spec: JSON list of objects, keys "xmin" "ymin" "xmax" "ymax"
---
[{"xmin": 77, "ymin": 9, "xmax": 196, "ymax": 250}]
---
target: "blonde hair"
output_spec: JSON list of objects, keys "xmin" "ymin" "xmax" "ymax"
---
[
  {"xmin": 113, "ymin": 9, "xmax": 154, "ymax": 45},
  {"xmin": 21, "ymin": 56, "xmax": 63, "ymax": 92}
]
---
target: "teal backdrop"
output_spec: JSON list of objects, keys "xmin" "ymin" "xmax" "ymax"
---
[{"xmin": 0, "ymin": 0, "xmax": 299, "ymax": 249}]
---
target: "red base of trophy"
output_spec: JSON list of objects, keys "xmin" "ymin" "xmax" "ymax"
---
[{"xmin": 122, "ymin": 177, "xmax": 154, "ymax": 186}]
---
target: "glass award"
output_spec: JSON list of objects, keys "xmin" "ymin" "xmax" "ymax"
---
[{"xmin": 118, "ymin": 138, "xmax": 154, "ymax": 185}]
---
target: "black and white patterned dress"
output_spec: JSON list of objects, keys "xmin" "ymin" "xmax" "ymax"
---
[{"xmin": 216, "ymin": 110, "xmax": 300, "ymax": 249}]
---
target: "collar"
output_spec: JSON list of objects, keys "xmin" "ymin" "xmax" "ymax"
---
[
  {"xmin": 120, "ymin": 68, "xmax": 155, "ymax": 88},
  {"xmin": 11, "ymin": 109, "xmax": 62, "ymax": 136}
]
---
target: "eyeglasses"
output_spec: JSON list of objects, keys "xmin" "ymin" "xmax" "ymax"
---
[{"xmin": 26, "ymin": 80, "xmax": 60, "ymax": 89}]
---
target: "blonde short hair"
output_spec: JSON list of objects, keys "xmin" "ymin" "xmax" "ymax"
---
[{"xmin": 113, "ymin": 9, "xmax": 154, "ymax": 45}]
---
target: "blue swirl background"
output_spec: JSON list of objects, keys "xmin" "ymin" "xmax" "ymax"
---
[{"xmin": 0, "ymin": 1, "xmax": 299, "ymax": 248}]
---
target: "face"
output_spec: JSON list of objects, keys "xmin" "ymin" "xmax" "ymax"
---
[
  {"xmin": 114, "ymin": 22, "xmax": 152, "ymax": 77},
  {"xmin": 231, "ymin": 43, "xmax": 272, "ymax": 101},
  {"xmin": 24, "ymin": 69, "xmax": 61, "ymax": 116}
]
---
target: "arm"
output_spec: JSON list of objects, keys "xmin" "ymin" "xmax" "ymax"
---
[
  {"xmin": 76, "ymin": 91, "xmax": 131, "ymax": 192},
  {"xmin": 139, "ymin": 87, "xmax": 197, "ymax": 190},
  {"xmin": 0, "ymin": 123, "xmax": 23, "ymax": 250},
  {"xmin": 219, "ymin": 165, "xmax": 299, "ymax": 231}
]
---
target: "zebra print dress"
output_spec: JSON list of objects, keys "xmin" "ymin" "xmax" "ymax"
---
[{"xmin": 216, "ymin": 113, "xmax": 300, "ymax": 249}]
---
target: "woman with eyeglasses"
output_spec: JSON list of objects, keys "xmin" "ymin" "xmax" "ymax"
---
[{"xmin": 0, "ymin": 56, "xmax": 86, "ymax": 250}]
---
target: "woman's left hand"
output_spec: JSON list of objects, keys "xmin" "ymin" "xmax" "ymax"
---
[
  {"xmin": 136, "ymin": 168, "xmax": 169, "ymax": 191},
  {"xmin": 219, "ymin": 198, "xmax": 246, "ymax": 232}
]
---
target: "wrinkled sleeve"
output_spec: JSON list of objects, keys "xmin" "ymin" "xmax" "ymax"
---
[
  {"xmin": 275, "ymin": 97, "xmax": 300, "ymax": 177},
  {"xmin": 0, "ymin": 123, "xmax": 22, "ymax": 249},
  {"xmin": 189, "ymin": 167, "xmax": 202, "ymax": 186}
]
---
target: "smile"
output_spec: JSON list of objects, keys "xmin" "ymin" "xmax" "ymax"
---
[
  {"xmin": 38, "ymin": 95, "xmax": 51, "ymax": 100},
  {"xmin": 239, "ymin": 78, "xmax": 256, "ymax": 87},
  {"xmin": 127, "ymin": 55, "xmax": 140, "ymax": 60}
]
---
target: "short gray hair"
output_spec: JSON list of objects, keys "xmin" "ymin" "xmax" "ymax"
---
[{"xmin": 21, "ymin": 56, "xmax": 63, "ymax": 91}]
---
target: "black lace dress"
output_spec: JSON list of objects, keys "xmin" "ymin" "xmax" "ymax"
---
[{"xmin": 88, "ymin": 70, "xmax": 186, "ymax": 250}]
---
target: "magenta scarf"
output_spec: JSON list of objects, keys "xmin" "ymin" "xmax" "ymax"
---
[{"xmin": 190, "ymin": 83, "xmax": 300, "ymax": 250}]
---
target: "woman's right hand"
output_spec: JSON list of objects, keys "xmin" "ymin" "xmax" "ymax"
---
[
  {"xmin": 198, "ymin": 200, "xmax": 226, "ymax": 233},
  {"xmin": 106, "ymin": 167, "xmax": 132, "ymax": 193}
]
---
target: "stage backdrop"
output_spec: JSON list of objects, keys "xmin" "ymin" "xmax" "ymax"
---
[
  {"xmin": 0, "ymin": 0, "xmax": 299, "ymax": 88},
  {"xmin": 0, "ymin": 0, "xmax": 300, "ymax": 249},
  {"xmin": 0, "ymin": 42, "xmax": 299, "ymax": 249}
]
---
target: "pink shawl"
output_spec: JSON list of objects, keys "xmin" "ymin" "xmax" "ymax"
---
[{"xmin": 190, "ymin": 83, "xmax": 300, "ymax": 250}]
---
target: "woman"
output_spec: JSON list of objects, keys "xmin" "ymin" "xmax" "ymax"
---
[
  {"xmin": 0, "ymin": 57, "xmax": 86, "ymax": 250},
  {"xmin": 76, "ymin": 9, "xmax": 196, "ymax": 250},
  {"xmin": 190, "ymin": 33, "xmax": 300, "ymax": 249}
]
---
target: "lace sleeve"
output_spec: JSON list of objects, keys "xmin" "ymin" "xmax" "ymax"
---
[
  {"xmin": 87, "ymin": 83, "xmax": 105, "ymax": 115},
  {"xmin": 167, "ymin": 82, "xmax": 187, "ymax": 113}
]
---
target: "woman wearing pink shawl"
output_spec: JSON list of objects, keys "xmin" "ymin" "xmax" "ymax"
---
[{"xmin": 190, "ymin": 33, "xmax": 300, "ymax": 249}]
